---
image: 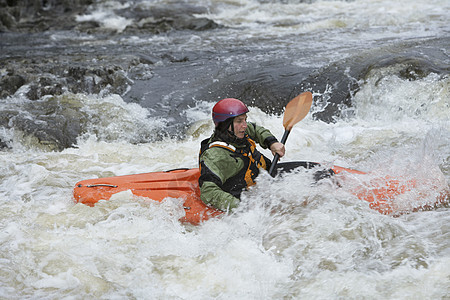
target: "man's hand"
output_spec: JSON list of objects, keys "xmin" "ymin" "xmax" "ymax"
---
[{"xmin": 270, "ymin": 142, "xmax": 285, "ymax": 158}]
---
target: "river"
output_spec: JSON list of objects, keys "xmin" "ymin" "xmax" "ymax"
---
[{"xmin": 0, "ymin": 0, "xmax": 449, "ymax": 298}]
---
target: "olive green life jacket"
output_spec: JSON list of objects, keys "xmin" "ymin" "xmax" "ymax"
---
[{"xmin": 199, "ymin": 136, "xmax": 271, "ymax": 198}]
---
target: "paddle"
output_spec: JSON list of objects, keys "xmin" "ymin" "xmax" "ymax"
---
[{"xmin": 268, "ymin": 91, "xmax": 313, "ymax": 177}]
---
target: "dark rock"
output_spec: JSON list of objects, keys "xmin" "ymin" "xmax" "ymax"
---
[
  {"xmin": 0, "ymin": 0, "xmax": 93, "ymax": 32},
  {"xmin": 5, "ymin": 95, "xmax": 85, "ymax": 151},
  {"xmin": 0, "ymin": 138, "xmax": 8, "ymax": 149},
  {"xmin": 0, "ymin": 0, "xmax": 220, "ymax": 34},
  {"xmin": 0, "ymin": 73, "xmax": 26, "ymax": 98}
]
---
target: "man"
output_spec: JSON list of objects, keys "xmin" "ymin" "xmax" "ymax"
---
[{"xmin": 198, "ymin": 98, "xmax": 285, "ymax": 211}]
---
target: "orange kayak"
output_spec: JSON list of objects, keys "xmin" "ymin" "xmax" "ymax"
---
[
  {"xmin": 74, "ymin": 168, "xmax": 222, "ymax": 224},
  {"xmin": 73, "ymin": 164, "xmax": 449, "ymax": 224}
]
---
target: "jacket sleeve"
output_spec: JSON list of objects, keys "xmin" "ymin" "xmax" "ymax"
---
[
  {"xmin": 246, "ymin": 122, "xmax": 278, "ymax": 149},
  {"xmin": 200, "ymin": 181, "xmax": 240, "ymax": 211},
  {"xmin": 199, "ymin": 148, "xmax": 242, "ymax": 211}
]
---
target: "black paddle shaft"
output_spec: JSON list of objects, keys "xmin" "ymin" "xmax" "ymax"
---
[{"xmin": 268, "ymin": 130, "xmax": 290, "ymax": 177}]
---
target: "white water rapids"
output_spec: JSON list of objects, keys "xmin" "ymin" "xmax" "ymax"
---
[{"xmin": 1, "ymin": 0, "xmax": 449, "ymax": 299}]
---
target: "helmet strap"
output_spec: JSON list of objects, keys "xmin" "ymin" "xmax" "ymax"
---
[
  {"xmin": 214, "ymin": 118, "xmax": 238, "ymax": 142},
  {"xmin": 228, "ymin": 119, "xmax": 235, "ymax": 135}
]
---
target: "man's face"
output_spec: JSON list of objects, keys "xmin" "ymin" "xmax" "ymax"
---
[{"xmin": 232, "ymin": 114, "xmax": 248, "ymax": 139}]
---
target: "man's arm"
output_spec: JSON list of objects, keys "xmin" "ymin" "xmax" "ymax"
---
[{"xmin": 246, "ymin": 123, "xmax": 285, "ymax": 157}]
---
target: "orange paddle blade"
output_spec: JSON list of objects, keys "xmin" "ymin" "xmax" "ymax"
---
[{"xmin": 283, "ymin": 91, "xmax": 313, "ymax": 131}]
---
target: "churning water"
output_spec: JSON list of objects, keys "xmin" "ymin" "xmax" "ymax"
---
[{"xmin": 0, "ymin": 0, "xmax": 449, "ymax": 298}]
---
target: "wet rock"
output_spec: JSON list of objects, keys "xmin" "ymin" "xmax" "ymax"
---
[
  {"xmin": 176, "ymin": 16, "xmax": 220, "ymax": 31},
  {"xmin": 0, "ymin": 138, "xmax": 8, "ymax": 149},
  {"xmin": 296, "ymin": 41, "xmax": 449, "ymax": 122},
  {"xmin": 157, "ymin": 39, "xmax": 448, "ymax": 124},
  {"xmin": 2, "ymin": 95, "xmax": 85, "ymax": 151},
  {"xmin": 117, "ymin": 2, "xmax": 220, "ymax": 34},
  {"xmin": 190, "ymin": 61, "xmax": 308, "ymax": 116},
  {"xmin": 134, "ymin": 53, "xmax": 157, "ymax": 65},
  {"xmin": 0, "ymin": 0, "xmax": 220, "ymax": 34},
  {"xmin": 0, "ymin": 0, "xmax": 93, "ymax": 32},
  {"xmin": 0, "ymin": 56, "xmax": 134, "ymax": 99},
  {"xmin": 62, "ymin": 65, "xmax": 132, "ymax": 95},
  {"xmin": 0, "ymin": 72, "xmax": 26, "ymax": 98},
  {"xmin": 73, "ymin": 20, "xmax": 100, "ymax": 33},
  {"xmin": 26, "ymin": 76, "xmax": 65, "ymax": 100},
  {"xmin": 0, "ymin": 9, "xmax": 16, "ymax": 31},
  {"xmin": 124, "ymin": 16, "xmax": 220, "ymax": 34}
]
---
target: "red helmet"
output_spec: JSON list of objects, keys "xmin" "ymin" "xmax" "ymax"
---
[{"xmin": 212, "ymin": 98, "xmax": 249, "ymax": 126}]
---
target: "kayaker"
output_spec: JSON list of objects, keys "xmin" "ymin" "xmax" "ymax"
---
[{"xmin": 198, "ymin": 98, "xmax": 285, "ymax": 211}]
